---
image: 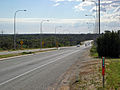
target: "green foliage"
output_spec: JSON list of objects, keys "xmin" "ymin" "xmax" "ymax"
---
[
  {"xmin": 21, "ymin": 52, "xmax": 33, "ymax": 55},
  {"xmin": 0, "ymin": 34, "xmax": 99, "ymax": 50},
  {"xmin": 0, "ymin": 53, "xmax": 20, "ymax": 58},
  {"xmin": 106, "ymin": 60, "xmax": 120, "ymax": 89},
  {"xmin": 90, "ymin": 45, "xmax": 98, "ymax": 57},
  {"xmin": 0, "ymin": 36, "xmax": 13, "ymax": 50},
  {"xmin": 97, "ymin": 31, "xmax": 120, "ymax": 58}
]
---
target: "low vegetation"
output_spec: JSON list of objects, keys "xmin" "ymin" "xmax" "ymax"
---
[
  {"xmin": 0, "ymin": 51, "xmax": 33, "ymax": 59},
  {"xmin": 90, "ymin": 33, "xmax": 120, "ymax": 89},
  {"xmin": 90, "ymin": 45, "xmax": 98, "ymax": 58},
  {"xmin": 106, "ymin": 59, "xmax": 120, "ymax": 89},
  {"xmin": 0, "ymin": 34, "xmax": 99, "ymax": 50},
  {"xmin": 0, "ymin": 53, "xmax": 20, "ymax": 59}
]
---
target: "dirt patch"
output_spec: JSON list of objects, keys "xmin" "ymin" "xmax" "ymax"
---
[{"xmin": 48, "ymin": 49, "xmax": 103, "ymax": 90}]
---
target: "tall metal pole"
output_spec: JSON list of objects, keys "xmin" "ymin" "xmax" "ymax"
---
[
  {"xmin": 40, "ymin": 21, "xmax": 43, "ymax": 49},
  {"xmin": 55, "ymin": 26, "xmax": 62, "ymax": 49},
  {"xmin": 85, "ymin": 15, "xmax": 95, "ymax": 33},
  {"xmin": 40, "ymin": 20, "xmax": 49, "ymax": 49},
  {"xmin": 14, "ymin": 10, "xmax": 26, "ymax": 50},
  {"xmin": 14, "ymin": 11, "xmax": 17, "ymax": 50},
  {"xmin": 83, "ymin": 0, "xmax": 98, "ymax": 34},
  {"xmin": 92, "ymin": 1, "xmax": 98, "ymax": 34},
  {"xmin": 98, "ymin": 0, "xmax": 100, "ymax": 34}
]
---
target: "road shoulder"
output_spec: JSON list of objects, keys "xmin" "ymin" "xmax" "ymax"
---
[{"xmin": 48, "ymin": 49, "xmax": 102, "ymax": 90}]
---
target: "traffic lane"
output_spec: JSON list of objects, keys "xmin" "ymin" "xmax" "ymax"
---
[
  {"xmin": 0, "ymin": 46, "xmax": 76, "ymax": 69},
  {"xmin": 0, "ymin": 46, "xmax": 88, "ymax": 90},
  {"xmin": 0, "ymin": 48, "xmax": 80, "ymax": 84}
]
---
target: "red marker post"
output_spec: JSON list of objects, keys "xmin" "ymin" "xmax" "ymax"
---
[{"xmin": 102, "ymin": 57, "xmax": 105, "ymax": 88}]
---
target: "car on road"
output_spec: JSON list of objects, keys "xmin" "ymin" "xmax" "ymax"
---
[{"xmin": 77, "ymin": 45, "xmax": 80, "ymax": 47}]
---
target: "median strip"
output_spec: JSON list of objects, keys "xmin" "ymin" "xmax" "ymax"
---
[{"xmin": 0, "ymin": 49, "xmax": 57, "ymax": 60}]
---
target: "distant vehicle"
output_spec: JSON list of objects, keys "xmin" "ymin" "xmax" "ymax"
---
[
  {"xmin": 58, "ymin": 47, "xmax": 60, "ymax": 50},
  {"xmin": 85, "ymin": 43, "xmax": 87, "ymax": 46},
  {"xmin": 77, "ymin": 45, "xmax": 80, "ymax": 47}
]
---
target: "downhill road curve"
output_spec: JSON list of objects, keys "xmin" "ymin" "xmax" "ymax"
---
[{"xmin": 0, "ymin": 43, "xmax": 91, "ymax": 90}]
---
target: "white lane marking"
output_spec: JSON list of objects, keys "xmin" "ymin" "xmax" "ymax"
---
[
  {"xmin": 0, "ymin": 50, "xmax": 74, "ymax": 73},
  {"xmin": 0, "ymin": 49, "xmax": 81, "ymax": 86}
]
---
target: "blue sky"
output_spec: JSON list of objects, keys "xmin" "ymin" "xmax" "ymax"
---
[
  {"xmin": 0, "ymin": 0, "xmax": 86, "ymax": 18},
  {"xmin": 0, "ymin": 0, "xmax": 120, "ymax": 34}
]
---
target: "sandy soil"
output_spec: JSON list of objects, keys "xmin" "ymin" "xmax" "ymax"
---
[{"xmin": 48, "ymin": 50, "xmax": 102, "ymax": 90}]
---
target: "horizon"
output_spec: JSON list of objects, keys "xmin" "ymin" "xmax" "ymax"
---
[{"xmin": 0, "ymin": 0, "xmax": 120, "ymax": 34}]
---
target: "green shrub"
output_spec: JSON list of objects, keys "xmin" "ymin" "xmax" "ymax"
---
[
  {"xmin": 90, "ymin": 45, "xmax": 98, "ymax": 57},
  {"xmin": 97, "ymin": 31, "xmax": 120, "ymax": 58},
  {"xmin": 21, "ymin": 52, "xmax": 33, "ymax": 55}
]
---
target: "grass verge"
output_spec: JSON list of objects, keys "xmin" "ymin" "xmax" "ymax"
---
[
  {"xmin": 71, "ymin": 45, "xmax": 120, "ymax": 90},
  {"xmin": 105, "ymin": 59, "xmax": 120, "ymax": 90},
  {"xmin": 90, "ymin": 45, "xmax": 98, "ymax": 58},
  {"xmin": 0, "ymin": 52, "xmax": 34, "ymax": 59},
  {"xmin": 0, "ymin": 53, "xmax": 21, "ymax": 59},
  {"xmin": 0, "ymin": 49, "xmax": 56, "ymax": 59}
]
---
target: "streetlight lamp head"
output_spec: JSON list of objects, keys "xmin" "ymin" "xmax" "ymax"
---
[
  {"xmin": 47, "ymin": 20, "xmax": 49, "ymax": 22},
  {"xmin": 24, "ymin": 10, "xmax": 27, "ymax": 11}
]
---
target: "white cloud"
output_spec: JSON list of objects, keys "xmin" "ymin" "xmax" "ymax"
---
[
  {"xmin": 51, "ymin": 0, "xmax": 120, "ymax": 24},
  {"xmin": 74, "ymin": 1, "xmax": 94, "ymax": 12},
  {"xmin": 53, "ymin": 3, "xmax": 60, "ymax": 6},
  {"xmin": 51, "ymin": 0, "xmax": 65, "ymax": 2},
  {"xmin": 0, "ymin": 18, "xmax": 93, "ymax": 24}
]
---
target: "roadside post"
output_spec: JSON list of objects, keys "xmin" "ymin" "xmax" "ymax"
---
[
  {"xmin": 20, "ymin": 40, "xmax": 23, "ymax": 49},
  {"xmin": 42, "ymin": 41, "xmax": 44, "ymax": 48},
  {"xmin": 102, "ymin": 57, "xmax": 105, "ymax": 88},
  {"xmin": 56, "ymin": 42, "xmax": 58, "ymax": 49}
]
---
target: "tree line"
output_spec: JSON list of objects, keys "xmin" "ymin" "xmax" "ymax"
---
[{"xmin": 0, "ymin": 34, "xmax": 99, "ymax": 50}]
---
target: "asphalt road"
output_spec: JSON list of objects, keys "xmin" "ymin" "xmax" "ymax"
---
[{"xmin": 0, "ymin": 44, "xmax": 91, "ymax": 90}]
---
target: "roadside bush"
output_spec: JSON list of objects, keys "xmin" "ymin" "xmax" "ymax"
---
[
  {"xmin": 97, "ymin": 31, "xmax": 120, "ymax": 58},
  {"xmin": 90, "ymin": 45, "xmax": 98, "ymax": 57}
]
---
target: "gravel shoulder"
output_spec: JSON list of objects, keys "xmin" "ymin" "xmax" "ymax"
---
[{"xmin": 48, "ymin": 49, "xmax": 102, "ymax": 90}]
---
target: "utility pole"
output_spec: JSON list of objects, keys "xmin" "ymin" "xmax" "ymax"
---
[{"xmin": 98, "ymin": 0, "xmax": 100, "ymax": 34}]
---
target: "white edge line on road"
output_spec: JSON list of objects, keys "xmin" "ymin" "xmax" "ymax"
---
[{"xmin": 0, "ymin": 49, "xmax": 80, "ymax": 86}]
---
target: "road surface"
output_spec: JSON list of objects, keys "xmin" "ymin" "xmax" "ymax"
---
[{"xmin": 0, "ymin": 44, "xmax": 91, "ymax": 90}]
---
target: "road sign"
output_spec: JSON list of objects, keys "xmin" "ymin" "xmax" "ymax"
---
[
  {"xmin": 102, "ymin": 57, "xmax": 105, "ymax": 88},
  {"xmin": 102, "ymin": 57, "xmax": 105, "ymax": 75},
  {"xmin": 20, "ymin": 41, "xmax": 23, "ymax": 49},
  {"xmin": 20, "ymin": 40, "xmax": 23, "ymax": 45}
]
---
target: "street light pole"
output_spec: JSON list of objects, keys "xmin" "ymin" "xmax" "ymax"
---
[
  {"xmin": 40, "ymin": 20, "xmax": 49, "ymax": 49},
  {"xmin": 85, "ymin": 15, "xmax": 95, "ymax": 33},
  {"xmin": 55, "ymin": 26, "xmax": 62, "ymax": 49},
  {"xmin": 14, "ymin": 10, "xmax": 27, "ymax": 50},
  {"xmin": 86, "ymin": 22, "xmax": 94, "ymax": 33},
  {"xmin": 83, "ymin": 0, "xmax": 99, "ymax": 34}
]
